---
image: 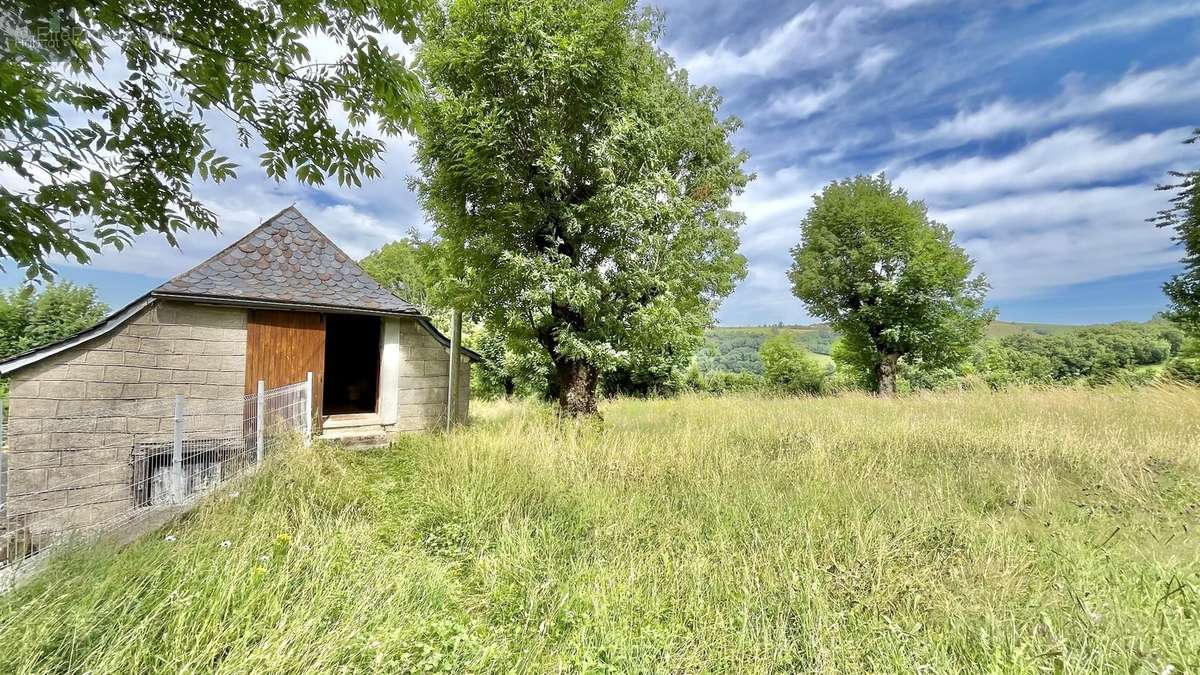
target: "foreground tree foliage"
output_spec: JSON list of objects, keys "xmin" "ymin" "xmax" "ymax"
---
[
  {"xmin": 789, "ymin": 175, "xmax": 994, "ymax": 396},
  {"xmin": 413, "ymin": 0, "xmax": 750, "ymax": 416},
  {"xmin": 1151, "ymin": 127, "xmax": 1200, "ymax": 336},
  {"xmin": 1, "ymin": 1, "xmax": 423, "ymax": 278}
]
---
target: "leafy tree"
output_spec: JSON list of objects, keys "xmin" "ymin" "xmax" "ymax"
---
[
  {"xmin": 789, "ymin": 175, "xmax": 994, "ymax": 396},
  {"xmin": 1150, "ymin": 128, "xmax": 1200, "ymax": 335},
  {"xmin": 973, "ymin": 339, "xmax": 1053, "ymax": 389},
  {"xmin": 0, "ymin": 282, "xmax": 109, "ymax": 358},
  {"xmin": 759, "ymin": 333, "xmax": 824, "ymax": 395},
  {"xmin": 360, "ymin": 236, "xmax": 447, "ymax": 326},
  {"xmin": 2, "ymin": 1, "xmax": 424, "ymax": 278},
  {"xmin": 413, "ymin": 0, "xmax": 749, "ymax": 416}
]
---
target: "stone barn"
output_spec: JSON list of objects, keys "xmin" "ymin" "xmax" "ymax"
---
[{"xmin": 0, "ymin": 207, "xmax": 477, "ymax": 556}]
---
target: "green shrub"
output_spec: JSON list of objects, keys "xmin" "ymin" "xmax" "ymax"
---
[{"xmin": 759, "ymin": 333, "xmax": 825, "ymax": 395}]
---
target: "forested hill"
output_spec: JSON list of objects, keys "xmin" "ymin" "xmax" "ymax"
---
[{"xmin": 697, "ymin": 320, "xmax": 1179, "ymax": 376}]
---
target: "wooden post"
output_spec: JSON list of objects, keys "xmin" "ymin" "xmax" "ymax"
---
[
  {"xmin": 0, "ymin": 401, "xmax": 6, "ymax": 516},
  {"xmin": 304, "ymin": 371, "xmax": 314, "ymax": 446},
  {"xmin": 172, "ymin": 394, "xmax": 185, "ymax": 503},
  {"xmin": 256, "ymin": 380, "xmax": 265, "ymax": 464},
  {"xmin": 446, "ymin": 309, "xmax": 463, "ymax": 432}
]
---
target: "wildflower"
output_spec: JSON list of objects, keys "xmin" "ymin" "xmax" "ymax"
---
[
  {"xmin": 164, "ymin": 534, "xmax": 177, "ymax": 542},
  {"xmin": 220, "ymin": 540, "xmax": 232, "ymax": 548},
  {"xmin": 228, "ymin": 491, "xmax": 240, "ymax": 499},
  {"xmin": 259, "ymin": 554, "xmax": 270, "ymax": 562}
]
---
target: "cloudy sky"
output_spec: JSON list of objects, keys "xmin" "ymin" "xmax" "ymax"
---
[{"xmin": 5, "ymin": 0, "xmax": 1199, "ymax": 326}]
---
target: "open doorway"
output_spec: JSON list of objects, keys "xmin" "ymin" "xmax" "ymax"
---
[{"xmin": 323, "ymin": 314, "xmax": 381, "ymax": 415}]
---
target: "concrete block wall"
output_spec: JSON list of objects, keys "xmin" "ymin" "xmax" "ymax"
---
[
  {"xmin": 383, "ymin": 318, "xmax": 471, "ymax": 432},
  {"xmin": 4, "ymin": 300, "xmax": 247, "ymax": 538}
]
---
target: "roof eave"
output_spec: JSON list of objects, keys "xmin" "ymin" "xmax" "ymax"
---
[
  {"xmin": 155, "ymin": 292, "xmax": 481, "ymax": 361},
  {"xmin": 0, "ymin": 294, "xmax": 157, "ymax": 376},
  {"xmin": 150, "ymin": 291, "xmax": 421, "ymax": 318}
]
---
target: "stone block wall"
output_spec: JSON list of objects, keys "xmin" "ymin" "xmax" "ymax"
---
[
  {"xmin": 4, "ymin": 300, "xmax": 247, "ymax": 539},
  {"xmin": 384, "ymin": 318, "xmax": 471, "ymax": 433}
]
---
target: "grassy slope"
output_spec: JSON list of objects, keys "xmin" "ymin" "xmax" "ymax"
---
[{"xmin": 2, "ymin": 388, "xmax": 1199, "ymax": 673}]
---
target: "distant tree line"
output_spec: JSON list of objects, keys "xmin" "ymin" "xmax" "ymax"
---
[
  {"xmin": 682, "ymin": 319, "xmax": 1196, "ymax": 396},
  {"xmin": 973, "ymin": 322, "xmax": 1185, "ymax": 388}
]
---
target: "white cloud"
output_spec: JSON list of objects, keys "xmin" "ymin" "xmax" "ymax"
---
[
  {"xmin": 893, "ymin": 126, "xmax": 1195, "ymax": 203},
  {"xmin": 764, "ymin": 46, "xmax": 897, "ymax": 120},
  {"xmin": 855, "ymin": 45, "xmax": 898, "ymax": 80},
  {"xmin": 765, "ymin": 79, "xmax": 852, "ymax": 120},
  {"xmin": 1029, "ymin": 2, "xmax": 1200, "ymax": 52},
  {"xmin": 914, "ymin": 58, "xmax": 1200, "ymax": 144},
  {"xmin": 934, "ymin": 184, "xmax": 1162, "ymax": 235},
  {"xmin": 955, "ymin": 191, "xmax": 1178, "ymax": 300},
  {"xmin": 679, "ymin": 4, "xmax": 873, "ymax": 83},
  {"xmin": 921, "ymin": 182, "xmax": 1177, "ymax": 299}
]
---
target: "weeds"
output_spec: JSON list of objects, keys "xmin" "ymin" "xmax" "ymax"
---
[{"xmin": 1, "ymin": 386, "xmax": 1198, "ymax": 672}]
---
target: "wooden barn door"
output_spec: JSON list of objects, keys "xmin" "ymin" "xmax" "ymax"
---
[{"xmin": 244, "ymin": 310, "xmax": 326, "ymax": 420}]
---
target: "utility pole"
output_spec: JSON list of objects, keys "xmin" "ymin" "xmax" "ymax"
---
[{"xmin": 446, "ymin": 309, "xmax": 462, "ymax": 432}]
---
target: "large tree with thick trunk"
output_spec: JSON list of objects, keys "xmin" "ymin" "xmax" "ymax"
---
[
  {"xmin": 788, "ymin": 175, "xmax": 993, "ymax": 396},
  {"xmin": 412, "ymin": 0, "xmax": 749, "ymax": 416}
]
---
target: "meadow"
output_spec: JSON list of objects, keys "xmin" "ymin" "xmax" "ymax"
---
[{"xmin": 1, "ymin": 386, "xmax": 1198, "ymax": 673}]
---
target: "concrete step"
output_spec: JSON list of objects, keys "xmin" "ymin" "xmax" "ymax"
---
[{"xmin": 319, "ymin": 414, "xmax": 388, "ymax": 447}]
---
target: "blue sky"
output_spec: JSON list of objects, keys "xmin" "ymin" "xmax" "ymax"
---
[{"xmin": 6, "ymin": 0, "xmax": 1199, "ymax": 326}]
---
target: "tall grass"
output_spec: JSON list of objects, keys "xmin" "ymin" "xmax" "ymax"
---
[{"xmin": 1, "ymin": 386, "xmax": 1198, "ymax": 673}]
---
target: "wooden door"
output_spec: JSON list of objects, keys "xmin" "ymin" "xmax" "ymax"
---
[{"xmin": 244, "ymin": 309, "xmax": 326, "ymax": 417}]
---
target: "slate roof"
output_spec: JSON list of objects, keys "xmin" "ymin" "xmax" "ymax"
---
[{"xmin": 154, "ymin": 207, "xmax": 418, "ymax": 315}]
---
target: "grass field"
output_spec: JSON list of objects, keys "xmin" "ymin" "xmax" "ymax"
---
[{"xmin": 2, "ymin": 387, "xmax": 1199, "ymax": 673}]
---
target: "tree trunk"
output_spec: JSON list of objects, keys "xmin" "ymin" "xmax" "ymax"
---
[
  {"xmin": 876, "ymin": 352, "xmax": 899, "ymax": 397},
  {"xmin": 555, "ymin": 359, "xmax": 600, "ymax": 417}
]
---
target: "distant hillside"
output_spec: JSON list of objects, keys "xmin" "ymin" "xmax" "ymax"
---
[
  {"xmin": 984, "ymin": 321, "xmax": 1087, "ymax": 338},
  {"xmin": 699, "ymin": 319, "xmax": 1161, "ymax": 375}
]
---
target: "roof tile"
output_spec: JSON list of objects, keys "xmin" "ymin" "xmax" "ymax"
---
[{"xmin": 155, "ymin": 207, "xmax": 417, "ymax": 314}]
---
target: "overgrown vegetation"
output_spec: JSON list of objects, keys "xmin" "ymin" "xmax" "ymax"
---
[{"xmin": 3, "ymin": 388, "xmax": 1197, "ymax": 672}]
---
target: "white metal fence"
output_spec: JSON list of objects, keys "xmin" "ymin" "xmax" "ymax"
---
[{"xmin": 0, "ymin": 377, "xmax": 312, "ymax": 585}]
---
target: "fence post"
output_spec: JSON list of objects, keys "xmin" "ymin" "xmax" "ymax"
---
[
  {"xmin": 304, "ymin": 371, "xmax": 313, "ymax": 447},
  {"xmin": 256, "ymin": 380, "xmax": 265, "ymax": 464},
  {"xmin": 172, "ymin": 394, "xmax": 185, "ymax": 503}
]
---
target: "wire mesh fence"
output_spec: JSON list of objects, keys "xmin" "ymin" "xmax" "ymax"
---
[{"xmin": 0, "ymin": 378, "xmax": 311, "ymax": 586}]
